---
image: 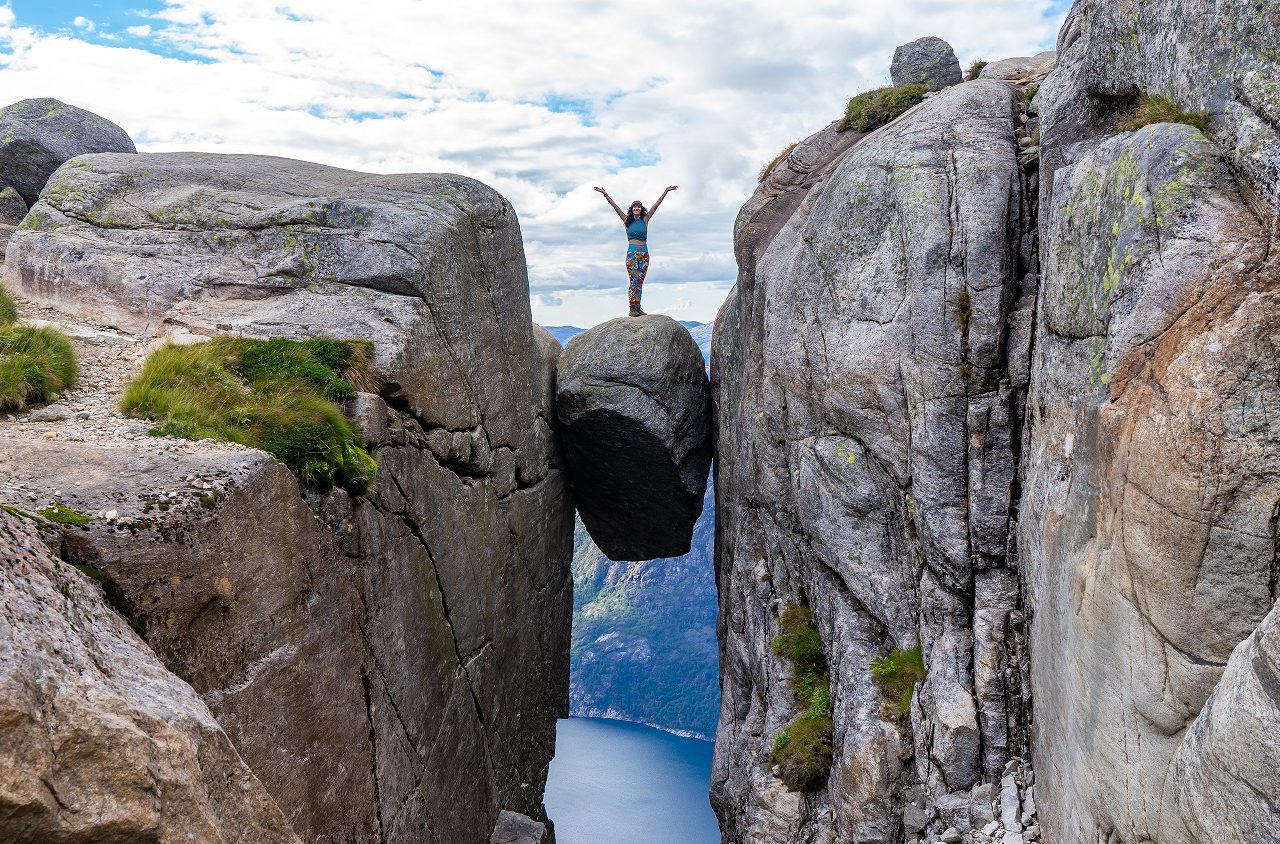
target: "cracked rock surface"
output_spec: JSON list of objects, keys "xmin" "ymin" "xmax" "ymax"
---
[
  {"xmin": 0, "ymin": 507, "xmax": 300, "ymax": 844},
  {"xmin": 0, "ymin": 153, "xmax": 573, "ymax": 843},
  {"xmin": 1021, "ymin": 0, "xmax": 1280, "ymax": 840},
  {"xmin": 556, "ymin": 314, "xmax": 711, "ymax": 561},
  {"xmin": 713, "ymin": 2, "xmax": 1280, "ymax": 843},
  {"xmin": 711, "ymin": 78, "xmax": 1034, "ymax": 843}
]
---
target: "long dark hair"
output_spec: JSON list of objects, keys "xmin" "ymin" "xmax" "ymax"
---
[{"xmin": 625, "ymin": 201, "xmax": 648, "ymax": 224}]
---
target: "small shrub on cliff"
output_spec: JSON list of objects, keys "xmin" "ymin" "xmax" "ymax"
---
[
  {"xmin": 0, "ymin": 325, "xmax": 77, "ymax": 411},
  {"xmin": 838, "ymin": 84, "xmax": 929, "ymax": 133},
  {"xmin": 1117, "ymin": 94, "xmax": 1211, "ymax": 134},
  {"xmin": 965, "ymin": 60, "xmax": 988, "ymax": 81},
  {"xmin": 121, "ymin": 336, "xmax": 377, "ymax": 495},
  {"xmin": 871, "ymin": 644, "xmax": 926, "ymax": 717},
  {"xmin": 768, "ymin": 603, "xmax": 834, "ymax": 792},
  {"xmin": 758, "ymin": 141, "xmax": 799, "ymax": 184}
]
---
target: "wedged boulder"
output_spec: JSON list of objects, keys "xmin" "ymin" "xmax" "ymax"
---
[
  {"xmin": 712, "ymin": 79, "xmax": 1028, "ymax": 843},
  {"xmin": 489, "ymin": 811, "xmax": 547, "ymax": 844},
  {"xmin": 890, "ymin": 37, "xmax": 962, "ymax": 90},
  {"xmin": 0, "ymin": 507, "xmax": 300, "ymax": 844},
  {"xmin": 0, "ymin": 98, "xmax": 135, "ymax": 206},
  {"xmin": 555, "ymin": 314, "xmax": 710, "ymax": 561},
  {"xmin": 0, "ymin": 152, "xmax": 573, "ymax": 843}
]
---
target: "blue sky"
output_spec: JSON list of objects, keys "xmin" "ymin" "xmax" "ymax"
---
[{"xmin": 0, "ymin": 0, "xmax": 1069, "ymax": 327}]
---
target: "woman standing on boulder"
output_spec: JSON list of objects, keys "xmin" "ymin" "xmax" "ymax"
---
[{"xmin": 594, "ymin": 185, "xmax": 677, "ymax": 316}]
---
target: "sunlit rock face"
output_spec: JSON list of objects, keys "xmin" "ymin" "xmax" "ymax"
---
[
  {"xmin": 556, "ymin": 314, "xmax": 711, "ymax": 562},
  {"xmin": 712, "ymin": 0, "xmax": 1280, "ymax": 838},
  {"xmin": 1, "ymin": 151, "xmax": 573, "ymax": 844},
  {"xmin": 0, "ymin": 97, "xmax": 135, "ymax": 207},
  {"xmin": 1023, "ymin": 0, "xmax": 1280, "ymax": 839}
]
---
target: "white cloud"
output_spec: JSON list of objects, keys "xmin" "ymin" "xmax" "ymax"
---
[
  {"xmin": 533, "ymin": 293, "xmax": 564, "ymax": 308},
  {"xmin": 71, "ymin": 16, "xmax": 95, "ymax": 32},
  {"xmin": 0, "ymin": 1, "xmax": 1067, "ymax": 326}
]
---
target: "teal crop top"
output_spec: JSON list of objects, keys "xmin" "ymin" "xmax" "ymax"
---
[{"xmin": 626, "ymin": 218, "xmax": 648, "ymax": 242}]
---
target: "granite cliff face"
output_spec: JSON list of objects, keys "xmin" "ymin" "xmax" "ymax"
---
[
  {"xmin": 1, "ymin": 151, "xmax": 572, "ymax": 843},
  {"xmin": 713, "ymin": 6, "xmax": 1279, "ymax": 843},
  {"xmin": 0, "ymin": 508, "xmax": 300, "ymax": 844},
  {"xmin": 1024, "ymin": 0, "xmax": 1280, "ymax": 841},
  {"xmin": 712, "ymin": 77, "xmax": 1036, "ymax": 843}
]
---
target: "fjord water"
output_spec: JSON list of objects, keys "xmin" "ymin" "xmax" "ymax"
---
[{"xmin": 545, "ymin": 717, "xmax": 720, "ymax": 844}]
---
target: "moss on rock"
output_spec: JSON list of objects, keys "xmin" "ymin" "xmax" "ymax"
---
[
  {"xmin": 838, "ymin": 84, "xmax": 930, "ymax": 133},
  {"xmin": 121, "ymin": 336, "xmax": 378, "ymax": 495},
  {"xmin": 768, "ymin": 604, "xmax": 834, "ymax": 791}
]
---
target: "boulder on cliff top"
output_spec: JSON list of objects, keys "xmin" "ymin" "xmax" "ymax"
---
[
  {"xmin": 979, "ymin": 51, "xmax": 1056, "ymax": 81},
  {"xmin": 0, "ymin": 98, "xmax": 135, "ymax": 206},
  {"xmin": 556, "ymin": 314, "xmax": 711, "ymax": 561},
  {"xmin": 0, "ymin": 507, "xmax": 300, "ymax": 844},
  {"xmin": 890, "ymin": 37, "xmax": 962, "ymax": 90},
  {"xmin": 5, "ymin": 151, "xmax": 540, "ymax": 441}
]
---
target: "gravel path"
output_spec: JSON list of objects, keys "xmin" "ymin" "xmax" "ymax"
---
[{"xmin": 0, "ymin": 292, "xmax": 248, "ymax": 521}]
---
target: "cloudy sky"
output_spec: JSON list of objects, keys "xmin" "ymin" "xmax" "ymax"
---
[{"xmin": 0, "ymin": 0, "xmax": 1067, "ymax": 327}]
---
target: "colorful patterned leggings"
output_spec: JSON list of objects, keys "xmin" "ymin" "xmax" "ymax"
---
[{"xmin": 626, "ymin": 244, "xmax": 649, "ymax": 305}]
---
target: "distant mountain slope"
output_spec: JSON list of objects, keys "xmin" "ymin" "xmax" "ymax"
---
[
  {"xmin": 569, "ymin": 492, "xmax": 718, "ymax": 738},
  {"xmin": 540, "ymin": 320, "xmax": 719, "ymax": 737},
  {"xmin": 540, "ymin": 325, "xmax": 583, "ymax": 347}
]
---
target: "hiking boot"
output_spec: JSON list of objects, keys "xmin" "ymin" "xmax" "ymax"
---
[{"xmin": 629, "ymin": 303, "xmax": 646, "ymax": 317}]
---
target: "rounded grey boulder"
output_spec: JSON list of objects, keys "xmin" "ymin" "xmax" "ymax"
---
[
  {"xmin": 556, "ymin": 314, "xmax": 711, "ymax": 561},
  {"xmin": 0, "ymin": 98, "xmax": 135, "ymax": 206},
  {"xmin": 890, "ymin": 36, "xmax": 963, "ymax": 90}
]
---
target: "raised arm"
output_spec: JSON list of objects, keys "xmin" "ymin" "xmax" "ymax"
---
[
  {"xmin": 594, "ymin": 186, "xmax": 627, "ymax": 223},
  {"xmin": 645, "ymin": 185, "xmax": 678, "ymax": 221}
]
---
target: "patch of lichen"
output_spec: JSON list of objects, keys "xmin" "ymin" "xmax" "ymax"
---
[
  {"xmin": 838, "ymin": 84, "xmax": 929, "ymax": 133},
  {"xmin": 768, "ymin": 604, "xmax": 834, "ymax": 792},
  {"xmin": 120, "ymin": 336, "xmax": 378, "ymax": 495}
]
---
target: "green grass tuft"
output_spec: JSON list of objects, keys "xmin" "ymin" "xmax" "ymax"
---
[
  {"xmin": 0, "ymin": 285, "xmax": 16, "ymax": 326},
  {"xmin": 1117, "ymin": 94, "xmax": 1211, "ymax": 134},
  {"xmin": 120, "ymin": 336, "xmax": 378, "ymax": 495},
  {"xmin": 871, "ymin": 645, "xmax": 926, "ymax": 717},
  {"xmin": 758, "ymin": 141, "xmax": 799, "ymax": 184},
  {"xmin": 37, "ymin": 503, "xmax": 93, "ymax": 526},
  {"xmin": 0, "ymin": 325, "xmax": 77, "ymax": 411},
  {"xmin": 1023, "ymin": 83, "xmax": 1039, "ymax": 106},
  {"xmin": 769, "ymin": 604, "xmax": 834, "ymax": 792},
  {"xmin": 838, "ymin": 84, "xmax": 929, "ymax": 133},
  {"xmin": 966, "ymin": 60, "xmax": 988, "ymax": 81}
]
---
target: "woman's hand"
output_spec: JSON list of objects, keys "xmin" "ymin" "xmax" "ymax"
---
[
  {"xmin": 594, "ymin": 186, "xmax": 608, "ymax": 195},
  {"xmin": 665, "ymin": 185, "xmax": 678, "ymax": 193}
]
